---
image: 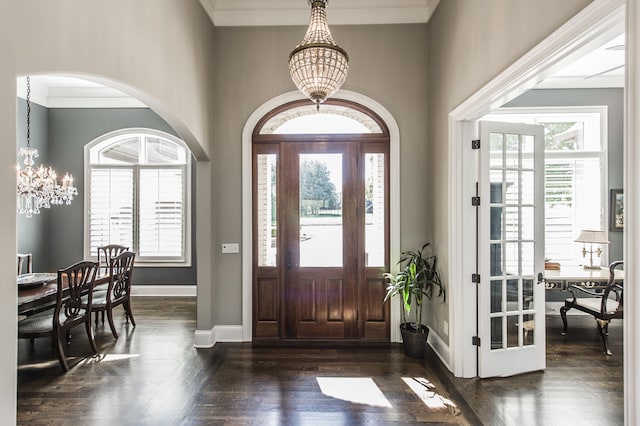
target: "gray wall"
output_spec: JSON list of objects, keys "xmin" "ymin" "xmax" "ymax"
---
[
  {"xmin": 506, "ymin": 88, "xmax": 624, "ymax": 263},
  {"xmin": 210, "ymin": 24, "xmax": 429, "ymax": 325},
  {"xmin": 18, "ymin": 105, "xmax": 197, "ymax": 285}
]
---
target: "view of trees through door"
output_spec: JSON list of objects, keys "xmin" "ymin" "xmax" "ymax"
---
[{"xmin": 252, "ymin": 100, "xmax": 390, "ymax": 340}]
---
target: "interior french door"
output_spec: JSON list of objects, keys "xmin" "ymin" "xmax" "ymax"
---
[
  {"xmin": 252, "ymin": 136, "xmax": 389, "ymax": 340},
  {"xmin": 478, "ymin": 121, "xmax": 546, "ymax": 377}
]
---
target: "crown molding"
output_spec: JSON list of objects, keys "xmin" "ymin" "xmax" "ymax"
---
[{"xmin": 200, "ymin": 0, "xmax": 440, "ymax": 26}]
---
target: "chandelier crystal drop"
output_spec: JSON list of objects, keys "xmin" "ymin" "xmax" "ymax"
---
[
  {"xmin": 288, "ymin": 0, "xmax": 349, "ymax": 110},
  {"xmin": 17, "ymin": 76, "xmax": 78, "ymax": 218}
]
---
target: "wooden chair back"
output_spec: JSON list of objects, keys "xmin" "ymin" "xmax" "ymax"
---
[
  {"xmin": 600, "ymin": 260, "xmax": 624, "ymax": 319},
  {"xmin": 97, "ymin": 244, "xmax": 129, "ymax": 271},
  {"xmin": 17, "ymin": 253, "xmax": 33, "ymax": 275},
  {"xmin": 107, "ymin": 251, "xmax": 136, "ymax": 306},
  {"xmin": 55, "ymin": 261, "xmax": 99, "ymax": 329}
]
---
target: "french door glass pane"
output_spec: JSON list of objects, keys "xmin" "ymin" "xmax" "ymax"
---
[
  {"xmin": 299, "ymin": 153, "xmax": 343, "ymax": 267},
  {"xmin": 257, "ymin": 154, "xmax": 277, "ymax": 267},
  {"xmin": 365, "ymin": 153, "xmax": 385, "ymax": 267}
]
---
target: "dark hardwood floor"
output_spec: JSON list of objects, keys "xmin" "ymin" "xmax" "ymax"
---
[{"xmin": 17, "ymin": 298, "xmax": 623, "ymax": 425}]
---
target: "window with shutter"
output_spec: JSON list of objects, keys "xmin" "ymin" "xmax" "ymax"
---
[{"xmin": 85, "ymin": 129, "xmax": 191, "ymax": 265}]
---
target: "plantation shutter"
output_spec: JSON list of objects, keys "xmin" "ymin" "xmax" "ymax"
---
[
  {"xmin": 89, "ymin": 168, "xmax": 134, "ymax": 256},
  {"xmin": 138, "ymin": 167, "xmax": 185, "ymax": 258},
  {"xmin": 544, "ymin": 156, "xmax": 603, "ymax": 264}
]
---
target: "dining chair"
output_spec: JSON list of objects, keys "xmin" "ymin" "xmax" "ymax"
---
[
  {"xmin": 94, "ymin": 244, "xmax": 130, "ymax": 319},
  {"xmin": 17, "ymin": 253, "xmax": 33, "ymax": 275},
  {"xmin": 18, "ymin": 261, "xmax": 99, "ymax": 372},
  {"xmin": 90, "ymin": 251, "xmax": 136, "ymax": 338},
  {"xmin": 97, "ymin": 244, "xmax": 129, "ymax": 273}
]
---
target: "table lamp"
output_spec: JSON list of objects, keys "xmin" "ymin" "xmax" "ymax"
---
[{"xmin": 575, "ymin": 229, "xmax": 609, "ymax": 269}]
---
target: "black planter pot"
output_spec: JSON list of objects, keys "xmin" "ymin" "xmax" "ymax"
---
[{"xmin": 400, "ymin": 322, "xmax": 429, "ymax": 358}]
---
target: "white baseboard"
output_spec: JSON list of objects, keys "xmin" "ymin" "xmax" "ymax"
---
[
  {"xmin": 131, "ymin": 285, "xmax": 196, "ymax": 297},
  {"xmin": 428, "ymin": 330, "xmax": 452, "ymax": 371},
  {"xmin": 193, "ymin": 325, "xmax": 243, "ymax": 348}
]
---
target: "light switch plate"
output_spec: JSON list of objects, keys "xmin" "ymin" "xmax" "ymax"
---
[{"xmin": 222, "ymin": 243, "xmax": 239, "ymax": 254}]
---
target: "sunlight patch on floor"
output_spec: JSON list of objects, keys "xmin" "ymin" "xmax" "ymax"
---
[
  {"xmin": 402, "ymin": 377, "xmax": 459, "ymax": 413},
  {"xmin": 92, "ymin": 353, "xmax": 141, "ymax": 363},
  {"xmin": 316, "ymin": 377, "xmax": 393, "ymax": 408}
]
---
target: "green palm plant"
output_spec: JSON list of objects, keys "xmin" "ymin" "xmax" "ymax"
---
[{"xmin": 383, "ymin": 243, "xmax": 445, "ymax": 332}]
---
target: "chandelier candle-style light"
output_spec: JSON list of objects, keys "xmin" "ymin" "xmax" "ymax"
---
[
  {"xmin": 17, "ymin": 76, "xmax": 77, "ymax": 217},
  {"xmin": 288, "ymin": 0, "xmax": 348, "ymax": 110}
]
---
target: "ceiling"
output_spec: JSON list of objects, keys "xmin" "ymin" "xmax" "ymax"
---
[{"xmin": 16, "ymin": 2, "xmax": 624, "ymax": 108}]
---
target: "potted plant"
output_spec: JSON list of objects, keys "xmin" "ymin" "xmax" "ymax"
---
[{"xmin": 383, "ymin": 242, "xmax": 445, "ymax": 358}]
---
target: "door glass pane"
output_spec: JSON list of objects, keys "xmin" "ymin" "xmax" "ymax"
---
[
  {"xmin": 299, "ymin": 153, "xmax": 343, "ymax": 267},
  {"xmin": 490, "ymin": 243, "xmax": 502, "ymax": 276},
  {"xmin": 523, "ymin": 313, "xmax": 534, "ymax": 346},
  {"xmin": 365, "ymin": 153, "xmax": 385, "ymax": 267},
  {"xmin": 490, "ymin": 280, "xmax": 502, "ymax": 313},
  {"xmin": 505, "ymin": 134, "xmax": 519, "ymax": 168},
  {"xmin": 491, "ymin": 317, "xmax": 503, "ymax": 350},
  {"xmin": 523, "ymin": 279, "xmax": 534, "ymax": 310},
  {"xmin": 257, "ymin": 154, "xmax": 277, "ymax": 267},
  {"xmin": 507, "ymin": 315, "xmax": 519, "ymax": 348},
  {"xmin": 506, "ymin": 279, "xmax": 518, "ymax": 311},
  {"xmin": 490, "ymin": 207, "xmax": 502, "ymax": 240}
]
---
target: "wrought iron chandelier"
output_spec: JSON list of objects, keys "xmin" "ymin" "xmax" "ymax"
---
[
  {"xmin": 17, "ymin": 76, "xmax": 77, "ymax": 217},
  {"xmin": 288, "ymin": 0, "xmax": 349, "ymax": 110}
]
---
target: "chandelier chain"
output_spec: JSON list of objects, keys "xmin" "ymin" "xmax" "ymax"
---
[{"xmin": 26, "ymin": 76, "xmax": 31, "ymax": 147}]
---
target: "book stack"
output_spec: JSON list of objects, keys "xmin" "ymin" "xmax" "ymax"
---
[{"xmin": 544, "ymin": 261, "xmax": 561, "ymax": 270}]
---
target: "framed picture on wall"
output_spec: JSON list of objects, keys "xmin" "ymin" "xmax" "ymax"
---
[{"xmin": 610, "ymin": 189, "xmax": 624, "ymax": 231}]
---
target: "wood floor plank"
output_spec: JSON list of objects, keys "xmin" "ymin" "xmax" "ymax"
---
[{"xmin": 17, "ymin": 298, "xmax": 622, "ymax": 425}]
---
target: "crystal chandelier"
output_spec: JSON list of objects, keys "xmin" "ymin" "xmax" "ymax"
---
[
  {"xmin": 17, "ymin": 76, "xmax": 78, "ymax": 218},
  {"xmin": 288, "ymin": 0, "xmax": 349, "ymax": 110}
]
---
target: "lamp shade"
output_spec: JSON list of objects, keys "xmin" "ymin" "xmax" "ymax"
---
[
  {"xmin": 575, "ymin": 230, "xmax": 609, "ymax": 244},
  {"xmin": 288, "ymin": 0, "xmax": 349, "ymax": 109}
]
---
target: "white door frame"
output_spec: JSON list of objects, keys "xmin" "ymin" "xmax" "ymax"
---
[
  {"xmin": 448, "ymin": 0, "xmax": 626, "ymax": 377},
  {"xmin": 241, "ymin": 90, "xmax": 402, "ymax": 342}
]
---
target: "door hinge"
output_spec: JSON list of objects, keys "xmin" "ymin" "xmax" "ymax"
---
[
  {"xmin": 471, "ymin": 196, "xmax": 480, "ymax": 206},
  {"xmin": 472, "ymin": 336, "xmax": 481, "ymax": 347},
  {"xmin": 472, "ymin": 273, "xmax": 480, "ymax": 284},
  {"xmin": 471, "ymin": 139, "xmax": 481, "ymax": 149}
]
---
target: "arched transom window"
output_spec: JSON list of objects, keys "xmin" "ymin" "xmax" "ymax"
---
[{"xmin": 85, "ymin": 129, "xmax": 191, "ymax": 265}]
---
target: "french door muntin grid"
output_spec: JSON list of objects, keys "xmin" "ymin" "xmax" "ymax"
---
[{"xmin": 489, "ymin": 131, "xmax": 537, "ymax": 351}]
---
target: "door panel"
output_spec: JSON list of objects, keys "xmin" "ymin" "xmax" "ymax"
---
[
  {"xmin": 479, "ymin": 121, "xmax": 545, "ymax": 377},
  {"xmin": 284, "ymin": 143, "xmax": 357, "ymax": 339}
]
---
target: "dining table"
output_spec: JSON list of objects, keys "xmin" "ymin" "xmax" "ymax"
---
[{"xmin": 17, "ymin": 271, "xmax": 111, "ymax": 316}]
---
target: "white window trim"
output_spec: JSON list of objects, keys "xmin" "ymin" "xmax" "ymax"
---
[
  {"xmin": 486, "ymin": 105, "xmax": 609, "ymax": 264},
  {"xmin": 83, "ymin": 128, "xmax": 192, "ymax": 267}
]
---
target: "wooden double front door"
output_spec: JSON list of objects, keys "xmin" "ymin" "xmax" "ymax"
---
[{"xmin": 252, "ymin": 129, "xmax": 390, "ymax": 340}]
